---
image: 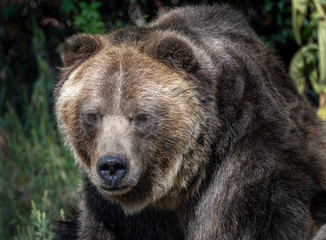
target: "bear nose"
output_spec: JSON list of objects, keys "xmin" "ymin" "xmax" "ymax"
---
[{"xmin": 97, "ymin": 155, "xmax": 128, "ymax": 183}]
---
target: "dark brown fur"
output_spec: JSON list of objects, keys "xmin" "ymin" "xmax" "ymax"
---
[{"xmin": 54, "ymin": 5, "xmax": 326, "ymax": 239}]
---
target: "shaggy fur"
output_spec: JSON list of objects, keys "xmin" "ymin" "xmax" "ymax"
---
[{"xmin": 54, "ymin": 5, "xmax": 326, "ymax": 239}]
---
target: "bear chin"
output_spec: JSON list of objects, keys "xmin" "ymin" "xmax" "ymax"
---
[{"xmin": 98, "ymin": 185, "xmax": 133, "ymax": 196}]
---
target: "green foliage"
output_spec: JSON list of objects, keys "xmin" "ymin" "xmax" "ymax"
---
[
  {"xmin": 261, "ymin": 0, "xmax": 294, "ymax": 46},
  {"xmin": 0, "ymin": 11, "xmax": 78, "ymax": 239},
  {"xmin": 292, "ymin": 0, "xmax": 308, "ymax": 45},
  {"xmin": 60, "ymin": 0, "xmax": 77, "ymax": 16},
  {"xmin": 75, "ymin": 1, "xmax": 105, "ymax": 34},
  {"xmin": 13, "ymin": 192, "xmax": 53, "ymax": 240},
  {"xmin": 0, "ymin": 57, "xmax": 78, "ymax": 238},
  {"xmin": 290, "ymin": 0, "xmax": 326, "ymax": 119},
  {"xmin": 290, "ymin": 44, "xmax": 319, "ymax": 93},
  {"xmin": 60, "ymin": 0, "xmax": 106, "ymax": 34},
  {"xmin": 319, "ymin": 20, "xmax": 326, "ymax": 87}
]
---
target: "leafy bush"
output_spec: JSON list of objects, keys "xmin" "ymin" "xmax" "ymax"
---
[
  {"xmin": 0, "ymin": 55, "xmax": 78, "ymax": 238},
  {"xmin": 13, "ymin": 191, "xmax": 53, "ymax": 240},
  {"xmin": 260, "ymin": 0, "xmax": 294, "ymax": 47},
  {"xmin": 75, "ymin": 1, "xmax": 106, "ymax": 34},
  {"xmin": 290, "ymin": 0, "xmax": 326, "ymax": 119},
  {"xmin": 0, "ymin": 8, "xmax": 78, "ymax": 239}
]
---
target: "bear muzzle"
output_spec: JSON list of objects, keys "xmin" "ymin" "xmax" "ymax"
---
[{"xmin": 97, "ymin": 155, "xmax": 128, "ymax": 190}]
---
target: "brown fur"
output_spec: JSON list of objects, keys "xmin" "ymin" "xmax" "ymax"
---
[{"xmin": 54, "ymin": 4, "xmax": 326, "ymax": 240}]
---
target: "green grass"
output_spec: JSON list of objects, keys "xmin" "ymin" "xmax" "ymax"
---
[{"xmin": 0, "ymin": 55, "xmax": 79, "ymax": 239}]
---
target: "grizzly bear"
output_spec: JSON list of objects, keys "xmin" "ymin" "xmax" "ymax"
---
[{"xmin": 54, "ymin": 4, "xmax": 326, "ymax": 240}]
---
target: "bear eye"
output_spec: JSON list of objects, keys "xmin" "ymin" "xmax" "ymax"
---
[
  {"xmin": 134, "ymin": 114, "xmax": 148, "ymax": 124},
  {"xmin": 132, "ymin": 113, "xmax": 150, "ymax": 130},
  {"xmin": 88, "ymin": 114, "xmax": 96, "ymax": 122},
  {"xmin": 85, "ymin": 113, "xmax": 101, "ymax": 125}
]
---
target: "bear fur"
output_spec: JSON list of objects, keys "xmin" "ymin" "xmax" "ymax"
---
[{"xmin": 54, "ymin": 4, "xmax": 326, "ymax": 240}]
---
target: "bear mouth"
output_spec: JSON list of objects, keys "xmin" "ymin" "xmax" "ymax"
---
[{"xmin": 99, "ymin": 185, "xmax": 131, "ymax": 195}]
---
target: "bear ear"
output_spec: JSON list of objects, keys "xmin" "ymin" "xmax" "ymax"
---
[
  {"xmin": 152, "ymin": 36, "xmax": 201, "ymax": 74},
  {"xmin": 61, "ymin": 34, "xmax": 103, "ymax": 68},
  {"xmin": 54, "ymin": 34, "xmax": 103, "ymax": 99}
]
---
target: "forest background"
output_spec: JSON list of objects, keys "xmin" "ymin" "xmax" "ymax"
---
[{"xmin": 0, "ymin": 0, "xmax": 325, "ymax": 239}]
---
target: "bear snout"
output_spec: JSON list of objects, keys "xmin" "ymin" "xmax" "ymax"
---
[{"xmin": 97, "ymin": 155, "xmax": 128, "ymax": 187}]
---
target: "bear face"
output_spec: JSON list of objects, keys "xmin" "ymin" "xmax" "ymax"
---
[{"xmin": 55, "ymin": 33, "xmax": 213, "ymax": 213}]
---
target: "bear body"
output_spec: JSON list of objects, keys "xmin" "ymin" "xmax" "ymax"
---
[{"xmin": 54, "ymin": 5, "xmax": 326, "ymax": 239}]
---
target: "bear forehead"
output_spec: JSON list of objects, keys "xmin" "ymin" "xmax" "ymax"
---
[
  {"xmin": 59, "ymin": 47, "xmax": 196, "ymax": 114},
  {"xmin": 68, "ymin": 47, "xmax": 189, "ymax": 94}
]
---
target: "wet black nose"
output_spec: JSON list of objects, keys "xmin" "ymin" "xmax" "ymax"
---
[{"xmin": 97, "ymin": 155, "xmax": 128, "ymax": 183}]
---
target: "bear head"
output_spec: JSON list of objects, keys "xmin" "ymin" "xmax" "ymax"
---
[{"xmin": 54, "ymin": 30, "xmax": 217, "ymax": 213}]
